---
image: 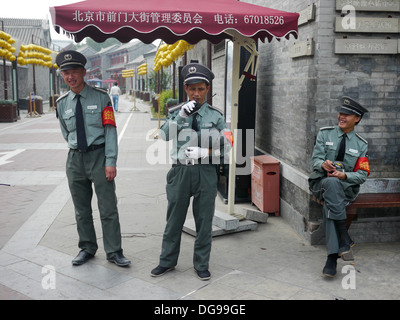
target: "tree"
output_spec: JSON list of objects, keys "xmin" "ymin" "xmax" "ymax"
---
[{"xmin": 74, "ymin": 37, "xmax": 122, "ymax": 52}]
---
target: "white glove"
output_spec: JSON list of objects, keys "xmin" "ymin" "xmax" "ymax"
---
[
  {"xmin": 178, "ymin": 101, "xmax": 196, "ymax": 118},
  {"xmin": 185, "ymin": 147, "xmax": 209, "ymax": 159}
]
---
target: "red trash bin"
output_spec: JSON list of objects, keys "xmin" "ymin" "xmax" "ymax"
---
[{"xmin": 251, "ymin": 155, "xmax": 280, "ymax": 216}]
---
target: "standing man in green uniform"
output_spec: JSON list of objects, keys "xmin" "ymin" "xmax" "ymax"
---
[
  {"xmin": 309, "ymin": 96, "xmax": 369, "ymax": 277},
  {"xmin": 56, "ymin": 50, "xmax": 130, "ymax": 267},
  {"xmin": 151, "ymin": 63, "xmax": 232, "ymax": 280}
]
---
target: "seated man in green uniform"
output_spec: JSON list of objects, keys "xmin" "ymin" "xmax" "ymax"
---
[
  {"xmin": 151, "ymin": 63, "xmax": 232, "ymax": 280},
  {"xmin": 56, "ymin": 50, "xmax": 130, "ymax": 267},
  {"xmin": 309, "ymin": 96, "xmax": 370, "ymax": 277}
]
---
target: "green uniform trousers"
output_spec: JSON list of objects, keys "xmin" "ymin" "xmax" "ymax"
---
[
  {"xmin": 310, "ymin": 177, "xmax": 355, "ymax": 255},
  {"xmin": 159, "ymin": 164, "xmax": 218, "ymax": 271},
  {"xmin": 66, "ymin": 147, "xmax": 122, "ymax": 259}
]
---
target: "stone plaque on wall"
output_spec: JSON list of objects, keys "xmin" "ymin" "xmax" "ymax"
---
[
  {"xmin": 335, "ymin": 38, "xmax": 398, "ymax": 54},
  {"xmin": 298, "ymin": 4, "xmax": 316, "ymax": 26},
  {"xmin": 290, "ymin": 39, "xmax": 315, "ymax": 58},
  {"xmin": 335, "ymin": 17, "xmax": 399, "ymax": 33},
  {"xmin": 336, "ymin": 0, "xmax": 400, "ymax": 12}
]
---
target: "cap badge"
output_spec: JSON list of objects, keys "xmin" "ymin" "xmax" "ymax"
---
[
  {"xmin": 64, "ymin": 54, "xmax": 72, "ymax": 60},
  {"xmin": 189, "ymin": 67, "xmax": 197, "ymax": 73},
  {"xmin": 344, "ymin": 99, "xmax": 350, "ymax": 105}
]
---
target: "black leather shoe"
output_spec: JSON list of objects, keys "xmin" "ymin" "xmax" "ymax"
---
[
  {"xmin": 322, "ymin": 254, "xmax": 338, "ymax": 277},
  {"xmin": 72, "ymin": 250, "xmax": 94, "ymax": 266},
  {"xmin": 150, "ymin": 265, "xmax": 174, "ymax": 277},
  {"xmin": 195, "ymin": 269, "xmax": 211, "ymax": 281},
  {"xmin": 107, "ymin": 251, "xmax": 131, "ymax": 267}
]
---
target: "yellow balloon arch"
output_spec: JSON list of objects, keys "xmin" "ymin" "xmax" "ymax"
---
[
  {"xmin": 153, "ymin": 40, "xmax": 194, "ymax": 72},
  {"xmin": 0, "ymin": 31, "xmax": 17, "ymax": 62}
]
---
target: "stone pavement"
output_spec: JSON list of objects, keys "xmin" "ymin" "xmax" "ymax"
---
[{"xmin": 0, "ymin": 94, "xmax": 399, "ymax": 302}]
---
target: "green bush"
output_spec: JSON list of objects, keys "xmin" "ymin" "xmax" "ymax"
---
[{"xmin": 159, "ymin": 90, "xmax": 173, "ymax": 115}]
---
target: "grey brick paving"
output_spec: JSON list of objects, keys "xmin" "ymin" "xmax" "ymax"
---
[{"xmin": 0, "ymin": 97, "xmax": 399, "ymax": 301}]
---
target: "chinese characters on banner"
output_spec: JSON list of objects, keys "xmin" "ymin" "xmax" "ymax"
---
[{"xmin": 72, "ymin": 10, "xmax": 285, "ymax": 26}]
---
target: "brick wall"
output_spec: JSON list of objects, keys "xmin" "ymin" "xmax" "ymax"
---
[
  {"xmin": 254, "ymin": 0, "xmax": 400, "ymax": 179},
  {"xmin": 246, "ymin": 0, "xmax": 400, "ymax": 243}
]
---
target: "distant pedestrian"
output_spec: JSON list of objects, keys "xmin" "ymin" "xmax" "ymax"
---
[
  {"xmin": 150, "ymin": 63, "xmax": 232, "ymax": 281},
  {"xmin": 55, "ymin": 50, "xmax": 130, "ymax": 267},
  {"xmin": 309, "ymin": 96, "xmax": 369, "ymax": 277},
  {"xmin": 110, "ymin": 83, "xmax": 121, "ymax": 112}
]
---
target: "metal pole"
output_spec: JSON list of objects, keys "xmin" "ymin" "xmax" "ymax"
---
[
  {"xmin": 32, "ymin": 35, "xmax": 36, "ymax": 96},
  {"xmin": 207, "ymin": 41, "xmax": 212, "ymax": 105},
  {"xmin": 2, "ymin": 57, "xmax": 7, "ymax": 100},
  {"xmin": 172, "ymin": 61, "xmax": 176, "ymax": 99},
  {"xmin": 12, "ymin": 59, "xmax": 20, "ymax": 118},
  {"xmin": 227, "ymin": 37, "xmax": 241, "ymax": 215},
  {"xmin": 2, "ymin": 22, "xmax": 8, "ymax": 100}
]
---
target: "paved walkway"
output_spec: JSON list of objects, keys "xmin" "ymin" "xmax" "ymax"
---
[{"xmin": 0, "ymin": 95, "xmax": 399, "ymax": 301}]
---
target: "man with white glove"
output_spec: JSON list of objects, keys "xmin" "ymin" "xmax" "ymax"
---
[
  {"xmin": 178, "ymin": 100, "xmax": 197, "ymax": 118},
  {"xmin": 151, "ymin": 63, "xmax": 232, "ymax": 281},
  {"xmin": 185, "ymin": 146, "xmax": 209, "ymax": 159}
]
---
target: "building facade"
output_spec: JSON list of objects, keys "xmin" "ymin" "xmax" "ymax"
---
[
  {"xmin": 183, "ymin": 0, "xmax": 400, "ymax": 244},
  {"xmin": 1, "ymin": 18, "xmax": 55, "ymax": 104},
  {"xmin": 253, "ymin": 0, "xmax": 400, "ymax": 244}
]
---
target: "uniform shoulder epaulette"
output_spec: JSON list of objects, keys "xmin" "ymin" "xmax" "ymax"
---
[
  {"xmin": 208, "ymin": 105, "xmax": 224, "ymax": 116},
  {"xmin": 93, "ymin": 87, "xmax": 109, "ymax": 95},
  {"xmin": 356, "ymin": 133, "xmax": 368, "ymax": 144},
  {"xmin": 320, "ymin": 126, "xmax": 335, "ymax": 131},
  {"xmin": 168, "ymin": 102, "xmax": 185, "ymax": 113},
  {"xmin": 56, "ymin": 91, "xmax": 70, "ymax": 103}
]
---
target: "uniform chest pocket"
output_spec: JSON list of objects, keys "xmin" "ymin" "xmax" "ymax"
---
[
  {"xmin": 200, "ymin": 120, "xmax": 218, "ymax": 130},
  {"xmin": 84, "ymin": 108, "xmax": 102, "ymax": 127},
  {"xmin": 325, "ymin": 144, "xmax": 337, "ymax": 159},
  {"xmin": 62, "ymin": 111, "xmax": 76, "ymax": 131},
  {"xmin": 345, "ymin": 149, "xmax": 359, "ymax": 169}
]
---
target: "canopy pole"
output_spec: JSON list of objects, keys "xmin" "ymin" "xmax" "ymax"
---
[
  {"xmin": 227, "ymin": 35, "xmax": 242, "ymax": 215},
  {"xmin": 226, "ymin": 31, "xmax": 258, "ymax": 215}
]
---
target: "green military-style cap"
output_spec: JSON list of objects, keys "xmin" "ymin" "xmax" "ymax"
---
[
  {"xmin": 338, "ymin": 96, "xmax": 368, "ymax": 118},
  {"xmin": 56, "ymin": 50, "xmax": 87, "ymax": 71},
  {"xmin": 182, "ymin": 63, "xmax": 215, "ymax": 85}
]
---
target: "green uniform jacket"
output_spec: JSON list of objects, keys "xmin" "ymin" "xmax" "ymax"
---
[
  {"xmin": 309, "ymin": 126, "xmax": 369, "ymax": 197},
  {"xmin": 57, "ymin": 84, "xmax": 118, "ymax": 167},
  {"xmin": 160, "ymin": 102, "xmax": 231, "ymax": 163}
]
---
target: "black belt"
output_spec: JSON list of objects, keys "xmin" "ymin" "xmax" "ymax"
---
[
  {"xmin": 172, "ymin": 159, "xmax": 198, "ymax": 167},
  {"xmin": 72, "ymin": 143, "xmax": 105, "ymax": 153},
  {"xmin": 172, "ymin": 159, "xmax": 216, "ymax": 167}
]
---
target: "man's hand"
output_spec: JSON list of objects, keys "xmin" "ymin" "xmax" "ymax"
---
[
  {"xmin": 105, "ymin": 166, "xmax": 117, "ymax": 181},
  {"xmin": 178, "ymin": 101, "xmax": 197, "ymax": 118},
  {"xmin": 185, "ymin": 147, "xmax": 209, "ymax": 159},
  {"xmin": 322, "ymin": 160, "xmax": 336, "ymax": 173},
  {"xmin": 323, "ymin": 160, "xmax": 347, "ymax": 180},
  {"xmin": 328, "ymin": 170, "xmax": 347, "ymax": 180}
]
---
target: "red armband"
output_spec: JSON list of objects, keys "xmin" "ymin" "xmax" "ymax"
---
[
  {"xmin": 224, "ymin": 131, "xmax": 233, "ymax": 146},
  {"xmin": 102, "ymin": 106, "xmax": 116, "ymax": 127},
  {"xmin": 353, "ymin": 157, "xmax": 370, "ymax": 176}
]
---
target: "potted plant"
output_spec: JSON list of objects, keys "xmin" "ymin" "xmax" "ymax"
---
[{"xmin": 0, "ymin": 99, "xmax": 18, "ymax": 122}]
